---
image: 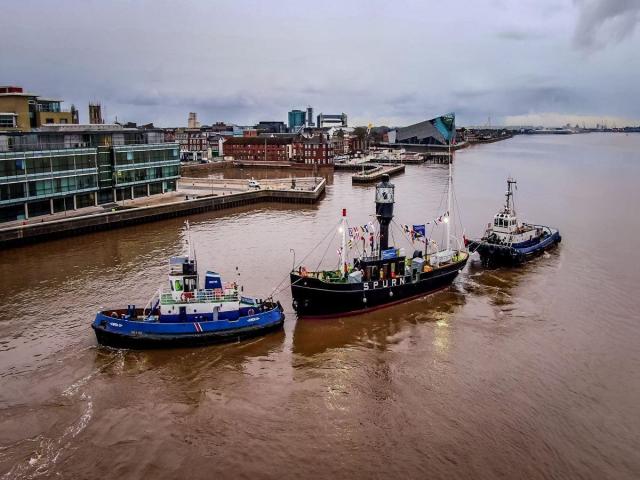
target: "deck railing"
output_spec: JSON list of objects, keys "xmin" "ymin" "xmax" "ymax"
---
[{"xmin": 160, "ymin": 289, "xmax": 238, "ymax": 304}]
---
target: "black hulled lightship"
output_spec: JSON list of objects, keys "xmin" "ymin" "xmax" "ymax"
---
[{"xmin": 290, "ymin": 168, "xmax": 468, "ymax": 318}]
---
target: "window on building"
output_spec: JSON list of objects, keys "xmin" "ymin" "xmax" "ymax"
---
[
  {"xmin": 26, "ymin": 157, "xmax": 51, "ymax": 175},
  {"xmin": 76, "ymin": 192, "xmax": 95, "ymax": 208},
  {"xmin": 0, "ymin": 182, "xmax": 26, "ymax": 201},
  {"xmin": 0, "ymin": 115, "xmax": 16, "ymax": 128}
]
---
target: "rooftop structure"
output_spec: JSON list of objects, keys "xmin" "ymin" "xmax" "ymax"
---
[
  {"xmin": 0, "ymin": 85, "xmax": 78, "ymax": 132},
  {"xmin": 317, "ymin": 113, "xmax": 347, "ymax": 128},
  {"xmin": 188, "ymin": 112, "xmax": 200, "ymax": 129},
  {"xmin": 88, "ymin": 103, "xmax": 103, "ymax": 125}
]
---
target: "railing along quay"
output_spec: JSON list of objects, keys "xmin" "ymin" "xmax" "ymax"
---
[{"xmin": 0, "ymin": 179, "xmax": 326, "ymax": 248}]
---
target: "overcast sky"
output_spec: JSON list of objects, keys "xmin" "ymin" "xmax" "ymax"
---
[{"xmin": 2, "ymin": 0, "xmax": 639, "ymax": 127}]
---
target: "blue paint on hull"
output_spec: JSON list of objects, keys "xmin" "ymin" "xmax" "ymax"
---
[
  {"xmin": 467, "ymin": 229, "xmax": 561, "ymax": 267},
  {"xmin": 92, "ymin": 303, "xmax": 284, "ymax": 349}
]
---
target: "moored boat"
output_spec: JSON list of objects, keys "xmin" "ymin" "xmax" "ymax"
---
[
  {"xmin": 465, "ymin": 178, "xmax": 561, "ymax": 267},
  {"xmin": 290, "ymin": 114, "xmax": 467, "ymax": 318},
  {"xmin": 92, "ymin": 225, "xmax": 284, "ymax": 348}
]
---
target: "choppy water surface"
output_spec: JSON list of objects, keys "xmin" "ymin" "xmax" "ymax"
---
[{"xmin": 1, "ymin": 134, "xmax": 639, "ymax": 479}]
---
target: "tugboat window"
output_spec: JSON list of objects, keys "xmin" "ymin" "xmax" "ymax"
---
[{"xmin": 184, "ymin": 278, "xmax": 197, "ymax": 292}]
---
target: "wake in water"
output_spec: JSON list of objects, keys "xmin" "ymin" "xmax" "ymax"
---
[{"xmin": 1, "ymin": 350, "xmax": 125, "ymax": 479}]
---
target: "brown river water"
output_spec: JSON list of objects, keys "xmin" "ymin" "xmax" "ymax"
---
[{"xmin": 1, "ymin": 134, "xmax": 639, "ymax": 479}]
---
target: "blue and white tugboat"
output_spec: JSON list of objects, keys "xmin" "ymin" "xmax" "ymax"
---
[
  {"xmin": 92, "ymin": 225, "xmax": 284, "ymax": 348},
  {"xmin": 465, "ymin": 178, "xmax": 561, "ymax": 267}
]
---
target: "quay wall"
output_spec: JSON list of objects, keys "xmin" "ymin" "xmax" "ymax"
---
[
  {"xmin": 334, "ymin": 163, "xmax": 377, "ymax": 171},
  {"xmin": 0, "ymin": 180, "xmax": 325, "ymax": 248},
  {"xmin": 352, "ymin": 165, "xmax": 405, "ymax": 184}
]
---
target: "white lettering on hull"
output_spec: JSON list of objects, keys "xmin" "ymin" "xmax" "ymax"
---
[{"xmin": 363, "ymin": 277, "xmax": 405, "ymax": 291}]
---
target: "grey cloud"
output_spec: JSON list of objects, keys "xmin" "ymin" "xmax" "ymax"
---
[
  {"xmin": 573, "ymin": 0, "xmax": 640, "ymax": 50},
  {"xmin": 496, "ymin": 29, "xmax": 542, "ymax": 41},
  {"xmin": 451, "ymin": 85, "xmax": 583, "ymax": 120},
  {"xmin": 1, "ymin": 0, "xmax": 638, "ymax": 126}
]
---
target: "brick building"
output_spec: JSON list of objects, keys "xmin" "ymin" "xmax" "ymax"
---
[
  {"xmin": 224, "ymin": 137, "xmax": 293, "ymax": 162},
  {"xmin": 293, "ymin": 135, "xmax": 335, "ymax": 165}
]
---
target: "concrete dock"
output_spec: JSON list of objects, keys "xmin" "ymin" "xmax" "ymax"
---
[
  {"xmin": 352, "ymin": 164, "xmax": 405, "ymax": 183},
  {"xmin": 0, "ymin": 177, "xmax": 325, "ymax": 248}
]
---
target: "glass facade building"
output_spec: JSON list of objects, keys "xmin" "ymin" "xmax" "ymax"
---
[
  {"xmin": 112, "ymin": 144, "xmax": 180, "ymax": 200},
  {"xmin": 0, "ymin": 141, "xmax": 180, "ymax": 223},
  {"xmin": 288, "ymin": 110, "xmax": 306, "ymax": 131}
]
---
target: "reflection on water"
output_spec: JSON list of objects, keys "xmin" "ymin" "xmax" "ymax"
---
[{"xmin": 1, "ymin": 134, "xmax": 640, "ymax": 479}]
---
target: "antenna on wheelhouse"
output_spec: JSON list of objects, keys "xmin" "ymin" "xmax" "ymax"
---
[
  {"xmin": 185, "ymin": 220, "xmax": 197, "ymax": 270},
  {"xmin": 505, "ymin": 178, "xmax": 517, "ymax": 215}
]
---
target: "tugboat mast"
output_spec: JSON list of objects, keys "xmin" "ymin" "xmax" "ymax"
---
[{"xmin": 505, "ymin": 178, "xmax": 517, "ymax": 214}]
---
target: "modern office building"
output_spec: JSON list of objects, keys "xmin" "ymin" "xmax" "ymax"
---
[
  {"xmin": 0, "ymin": 125, "xmax": 180, "ymax": 223},
  {"xmin": 306, "ymin": 107, "xmax": 314, "ymax": 127},
  {"xmin": 0, "ymin": 86, "xmax": 77, "ymax": 132},
  {"xmin": 255, "ymin": 121, "xmax": 287, "ymax": 134},
  {"xmin": 288, "ymin": 109, "xmax": 306, "ymax": 131},
  {"xmin": 316, "ymin": 113, "xmax": 347, "ymax": 128}
]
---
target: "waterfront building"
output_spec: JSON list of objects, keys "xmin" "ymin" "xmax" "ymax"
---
[
  {"xmin": 293, "ymin": 135, "xmax": 335, "ymax": 165},
  {"xmin": 0, "ymin": 86, "xmax": 77, "ymax": 132},
  {"xmin": 288, "ymin": 110, "xmax": 306, "ymax": 131},
  {"xmin": 317, "ymin": 113, "xmax": 348, "ymax": 128},
  {"xmin": 388, "ymin": 114, "xmax": 456, "ymax": 146},
  {"xmin": 0, "ymin": 125, "xmax": 179, "ymax": 223},
  {"xmin": 224, "ymin": 137, "xmax": 294, "ymax": 162},
  {"xmin": 175, "ymin": 128, "xmax": 207, "ymax": 162}
]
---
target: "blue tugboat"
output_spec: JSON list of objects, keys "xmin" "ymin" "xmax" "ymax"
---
[
  {"xmin": 92, "ymin": 225, "xmax": 284, "ymax": 348},
  {"xmin": 465, "ymin": 178, "xmax": 561, "ymax": 267}
]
